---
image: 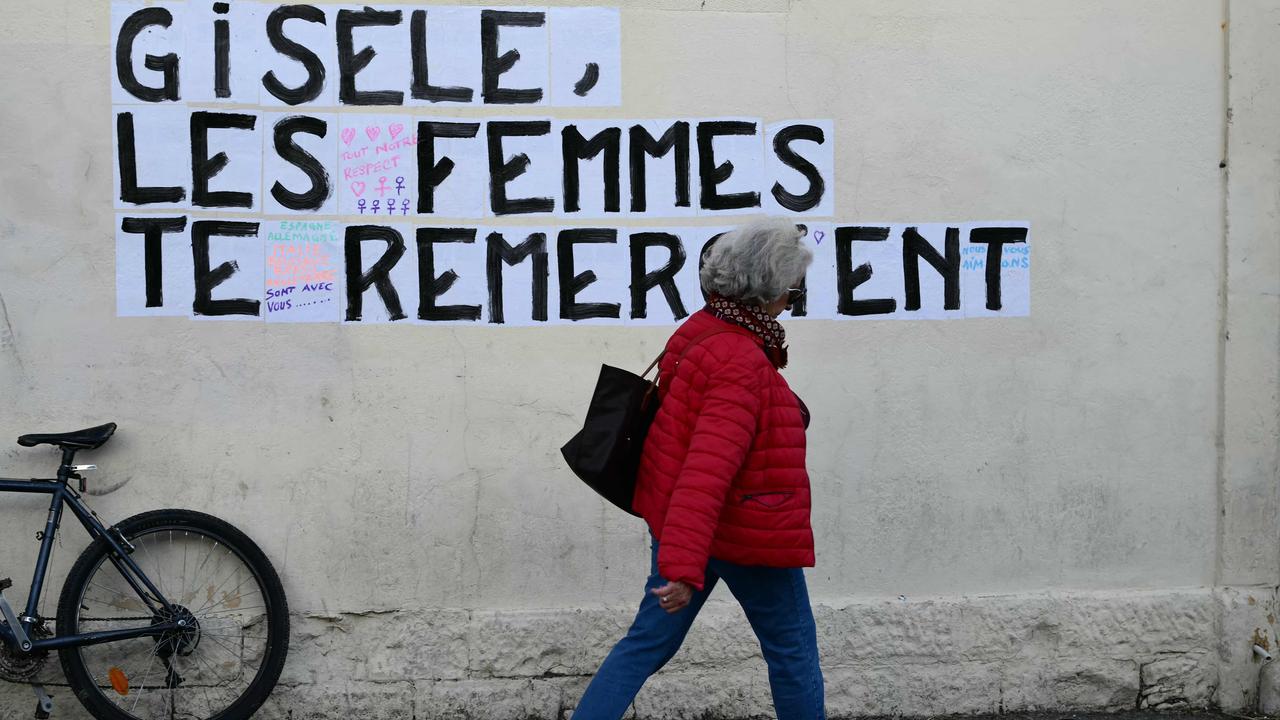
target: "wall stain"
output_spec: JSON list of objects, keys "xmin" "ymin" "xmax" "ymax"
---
[
  {"xmin": 1252, "ymin": 627, "xmax": 1270, "ymax": 651},
  {"xmin": 84, "ymin": 475, "xmax": 132, "ymax": 496},
  {"xmin": 0, "ymin": 290, "xmax": 25, "ymax": 377}
]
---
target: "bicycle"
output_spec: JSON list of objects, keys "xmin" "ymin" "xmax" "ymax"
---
[{"xmin": 0, "ymin": 423, "xmax": 289, "ymax": 719}]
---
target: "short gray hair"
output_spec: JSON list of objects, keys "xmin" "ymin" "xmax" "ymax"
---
[{"xmin": 699, "ymin": 218, "xmax": 813, "ymax": 305}]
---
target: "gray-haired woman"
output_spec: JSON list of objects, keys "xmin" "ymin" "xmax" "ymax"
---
[{"xmin": 574, "ymin": 218, "xmax": 824, "ymax": 719}]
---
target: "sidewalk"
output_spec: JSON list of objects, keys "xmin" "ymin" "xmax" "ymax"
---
[{"xmin": 835, "ymin": 714, "xmax": 1253, "ymax": 720}]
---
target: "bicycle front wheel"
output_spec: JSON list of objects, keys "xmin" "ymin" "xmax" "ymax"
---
[{"xmin": 56, "ymin": 509, "xmax": 290, "ymax": 720}]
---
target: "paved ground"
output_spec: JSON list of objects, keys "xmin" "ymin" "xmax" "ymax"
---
[
  {"xmin": 838, "ymin": 714, "xmax": 1258, "ymax": 720},
  {"xmin": 839, "ymin": 707, "xmax": 1259, "ymax": 712}
]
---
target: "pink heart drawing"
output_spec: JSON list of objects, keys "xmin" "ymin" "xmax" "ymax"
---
[
  {"xmin": 365, "ymin": 125, "xmax": 381, "ymax": 141},
  {"xmin": 813, "ymin": 230, "xmax": 825, "ymax": 245},
  {"xmin": 350, "ymin": 181, "xmax": 366, "ymax": 197},
  {"xmin": 340, "ymin": 127, "xmax": 356, "ymax": 145},
  {"xmin": 389, "ymin": 122, "xmax": 405, "ymax": 140}
]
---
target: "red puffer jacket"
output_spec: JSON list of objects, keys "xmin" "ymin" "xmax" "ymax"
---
[{"xmin": 633, "ymin": 309, "xmax": 814, "ymax": 590}]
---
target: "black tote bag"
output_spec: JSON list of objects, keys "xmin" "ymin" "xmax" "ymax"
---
[
  {"xmin": 560, "ymin": 356, "xmax": 662, "ymax": 517},
  {"xmin": 561, "ymin": 328, "xmax": 739, "ymax": 516}
]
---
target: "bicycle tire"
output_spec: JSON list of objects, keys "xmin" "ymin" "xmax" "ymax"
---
[{"xmin": 56, "ymin": 509, "xmax": 289, "ymax": 720}]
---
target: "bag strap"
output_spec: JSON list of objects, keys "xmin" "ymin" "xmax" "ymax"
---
[
  {"xmin": 654, "ymin": 326, "xmax": 754, "ymax": 396},
  {"xmin": 673, "ymin": 327, "xmax": 748, "ymax": 369},
  {"xmin": 639, "ymin": 327, "xmax": 738, "ymax": 380},
  {"xmin": 639, "ymin": 350, "xmax": 664, "ymax": 380}
]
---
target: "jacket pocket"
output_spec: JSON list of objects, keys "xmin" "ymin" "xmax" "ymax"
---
[{"xmin": 738, "ymin": 490, "xmax": 795, "ymax": 508}]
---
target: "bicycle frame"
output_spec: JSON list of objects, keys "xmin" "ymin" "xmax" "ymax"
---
[{"xmin": 0, "ymin": 455, "xmax": 179, "ymax": 653}]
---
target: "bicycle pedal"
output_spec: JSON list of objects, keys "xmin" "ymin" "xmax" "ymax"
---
[{"xmin": 31, "ymin": 684, "xmax": 53, "ymax": 719}]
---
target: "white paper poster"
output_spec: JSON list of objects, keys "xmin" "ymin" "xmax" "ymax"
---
[
  {"xmin": 338, "ymin": 115, "xmax": 418, "ymax": 217},
  {"xmin": 481, "ymin": 7, "xmax": 550, "ymax": 106},
  {"xmin": 788, "ymin": 223, "xmax": 835, "ymax": 321},
  {"xmin": 191, "ymin": 219, "xmax": 266, "ymax": 322},
  {"xmin": 184, "ymin": 1, "xmax": 263, "ymax": 104},
  {"xmin": 833, "ymin": 224, "xmax": 905, "ymax": 321},
  {"xmin": 259, "ymin": 4, "xmax": 339, "ymax": 107},
  {"xmin": 115, "ymin": 215, "xmax": 195, "ymax": 317},
  {"xmin": 406, "ymin": 6, "xmax": 482, "ymax": 107},
  {"xmin": 696, "ymin": 118, "xmax": 765, "ymax": 217},
  {"xmin": 961, "ymin": 222, "xmax": 1031, "ymax": 318},
  {"xmin": 113, "ymin": 105, "xmax": 191, "ymax": 210},
  {"xmin": 549, "ymin": 228, "xmax": 628, "ymax": 325},
  {"xmin": 548, "ymin": 7, "xmax": 622, "ymax": 107},
  {"xmin": 263, "ymin": 220, "xmax": 342, "ymax": 323},
  {"xmin": 414, "ymin": 227, "xmax": 487, "ymax": 325},
  {"xmin": 480, "ymin": 227, "xmax": 552, "ymax": 326},
  {"xmin": 764, "ymin": 119, "xmax": 835, "ymax": 217},
  {"xmin": 556, "ymin": 119, "xmax": 628, "ymax": 218},
  {"xmin": 111, "ymin": 1, "xmax": 186, "ymax": 105},
  {"xmin": 627, "ymin": 120, "xmax": 698, "ymax": 219},
  {"xmin": 895, "ymin": 224, "xmax": 964, "ymax": 320},
  {"xmin": 192, "ymin": 110, "xmax": 264, "ymax": 213},
  {"xmin": 486, "ymin": 118, "xmax": 560, "ymax": 217},
  {"xmin": 334, "ymin": 5, "xmax": 412, "ymax": 106},
  {"xmin": 625, "ymin": 226, "xmax": 730, "ymax": 326},
  {"xmin": 416, "ymin": 118, "xmax": 488, "ymax": 218},
  {"xmin": 263, "ymin": 112, "xmax": 339, "ymax": 215},
  {"xmin": 340, "ymin": 223, "xmax": 418, "ymax": 323}
]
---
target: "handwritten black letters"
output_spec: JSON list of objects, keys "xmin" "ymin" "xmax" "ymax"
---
[{"xmin": 111, "ymin": 2, "xmax": 1030, "ymax": 322}]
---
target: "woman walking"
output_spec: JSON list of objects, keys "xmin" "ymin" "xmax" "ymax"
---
[{"xmin": 573, "ymin": 218, "xmax": 825, "ymax": 719}]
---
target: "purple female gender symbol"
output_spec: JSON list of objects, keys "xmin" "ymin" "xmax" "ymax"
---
[
  {"xmin": 371, "ymin": 199, "xmax": 381, "ymax": 213},
  {"xmin": 400, "ymin": 198, "xmax": 410, "ymax": 215},
  {"xmin": 357, "ymin": 199, "xmax": 367, "ymax": 214},
  {"xmin": 395, "ymin": 176, "xmax": 406, "ymax": 195},
  {"xmin": 386, "ymin": 200, "xmax": 395, "ymax": 215}
]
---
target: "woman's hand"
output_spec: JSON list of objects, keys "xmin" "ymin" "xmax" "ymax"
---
[{"xmin": 651, "ymin": 580, "xmax": 694, "ymax": 613}]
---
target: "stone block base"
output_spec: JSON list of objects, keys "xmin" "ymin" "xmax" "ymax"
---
[{"xmin": 3, "ymin": 586, "xmax": 1276, "ymax": 719}]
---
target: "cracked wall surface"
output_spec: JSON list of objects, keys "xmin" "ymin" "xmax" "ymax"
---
[{"xmin": 0, "ymin": 0, "xmax": 1278, "ymax": 717}]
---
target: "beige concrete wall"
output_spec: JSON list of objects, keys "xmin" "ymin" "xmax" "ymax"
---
[{"xmin": 0, "ymin": 1, "xmax": 1276, "ymax": 717}]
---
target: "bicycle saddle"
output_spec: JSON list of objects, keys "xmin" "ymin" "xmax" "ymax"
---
[{"xmin": 17, "ymin": 422, "xmax": 117, "ymax": 450}]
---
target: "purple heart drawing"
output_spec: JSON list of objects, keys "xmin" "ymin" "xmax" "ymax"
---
[{"xmin": 813, "ymin": 230, "xmax": 825, "ymax": 245}]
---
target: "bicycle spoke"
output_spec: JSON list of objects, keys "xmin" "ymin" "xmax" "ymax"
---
[
  {"xmin": 198, "ymin": 632, "xmax": 267, "ymax": 641},
  {"xmin": 196, "ymin": 605, "xmax": 267, "ymax": 619},
  {"xmin": 187, "ymin": 539, "xmax": 221, "ymax": 593},
  {"xmin": 87, "ymin": 638, "xmax": 150, "ymax": 693},
  {"xmin": 87, "ymin": 579, "xmax": 141, "ymax": 605},
  {"xmin": 178, "ymin": 543, "xmax": 232, "ymax": 611},
  {"xmin": 188, "ymin": 646, "xmax": 241, "ymax": 688},
  {"xmin": 199, "ymin": 631, "xmax": 246, "ymax": 664},
  {"xmin": 130, "ymin": 642, "xmax": 162, "ymax": 715},
  {"xmin": 190, "ymin": 560, "xmax": 249, "ymax": 616},
  {"xmin": 138, "ymin": 538, "xmax": 169, "ymax": 603},
  {"xmin": 192, "ymin": 572, "xmax": 261, "ymax": 616}
]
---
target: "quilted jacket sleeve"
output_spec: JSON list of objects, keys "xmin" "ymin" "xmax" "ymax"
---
[{"xmin": 657, "ymin": 346, "xmax": 762, "ymax": 589}]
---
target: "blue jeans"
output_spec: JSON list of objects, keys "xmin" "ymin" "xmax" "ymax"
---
[{"xmin": 573, "ymin": 535, "xmax": 825, "ymax": 719}]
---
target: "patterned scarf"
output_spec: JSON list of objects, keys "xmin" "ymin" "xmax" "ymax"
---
[{"xmin": 707, "ymin": 295, "xmax": 789, "ymax": 369}]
